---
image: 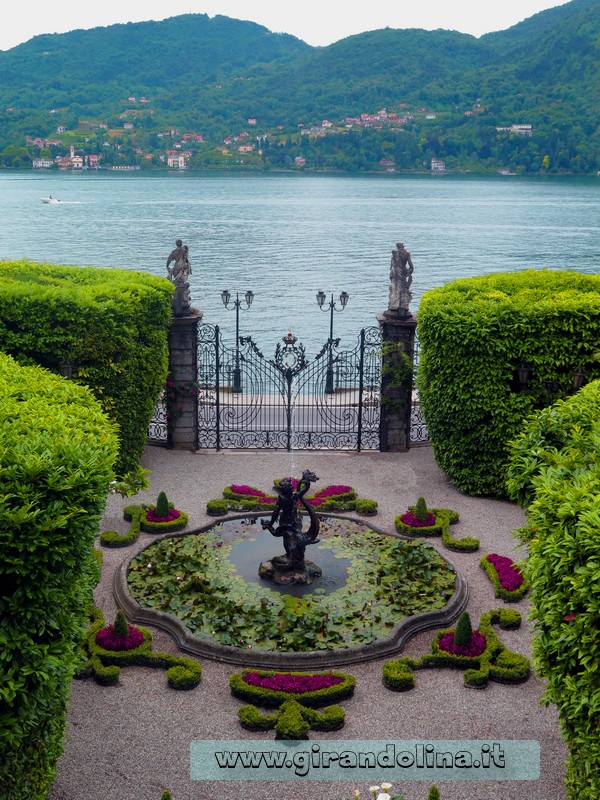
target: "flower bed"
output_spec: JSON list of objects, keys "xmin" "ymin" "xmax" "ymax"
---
[
  {"xmin": 242, "ymin": 671, "xmax": 344, "ymax": 693},
  {"xmin": 231, "ymin": 669, "xmax": 355, "ymax": 708},
  {"xmin": 140, "ymin": 504, "xmax": 189, "ymax": 533},
  {"xmin": 95, "ymin": 623, "xmax": 144, "ymax": 651},
  {"xmin": 382, "ymin": 608, "xmax": 530, "ymax": 691},
  {"xmin": 399, "ymin": 510, "xmax": 437, "ymax": 528},
  {"xmin": 231, "ymin": 668, "xmax": 355, "ymax": 739},
  {"xmin": 437, "ymin": 630, "xmax": 487, "ymax": 658},
  {"xmin": 82, "ymin": 607, "xmax": 202, "ymax": 690},
  {"xmin": 145, "ymin": 508, "xmax": 182, "ymax": 523},
  {"xmin": 480, "ymin": 553, "xmax": 529, "ymax": 602},
  {"xmin": 394, "ymin": 506, "xmax": 479, "ymax": 552},
  {"xmin": 209, "ymin": 480, "xmax": 377, "ymax": 515}
]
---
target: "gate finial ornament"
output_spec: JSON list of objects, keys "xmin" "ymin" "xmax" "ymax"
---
[
  {"xmin": 166, "ymin": 239, "xmax": 193, "ymax": 317},
  {"xmin": 387, "ymin": 241, "xmax": 414, "ymax": 320}
]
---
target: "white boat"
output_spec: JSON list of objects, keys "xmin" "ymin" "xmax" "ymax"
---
[{"xmin": 40, "ymin": 196, "xmax": 60, "ymax": 204}]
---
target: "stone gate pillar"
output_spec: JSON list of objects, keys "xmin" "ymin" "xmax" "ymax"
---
[
  {"xmin": 168, "ymin": 308, "xmax": 203, "ymax": 450},
  {"xmin": 377, "ymin": 312, "xmax": 416, "ymax": 451}
]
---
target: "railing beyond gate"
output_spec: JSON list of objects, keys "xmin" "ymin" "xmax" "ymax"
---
[{"xmin": 196, "ymin": 324, "xmax": 382, "ymax": 451}]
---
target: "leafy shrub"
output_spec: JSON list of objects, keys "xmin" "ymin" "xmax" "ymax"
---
[
  {"xmin": 417, "ymin": 270, "xmax": 600, "ymax": 496},
  {"xmin": 354, "ymin": 498, "xmax": 378, "ymax": 515},
  {"xmin": 113, "ymin": 609, "xmax": 129, "ymax": 638},
  {"xmin": 156, "ymin": 491, "xmax": 170, "ymax": 518},
  {"xmin": 415, "ymin": 496, "xmax": 428, "ymax": 521},
  {"xmin": 427, "ymin": 788, "xmax": 441, "ymax": 800},
  {"xmin": 454, "ymin": 611, "xmax": 473, "ymax": 647},
  {"xmin": 0, "ymin": 354, "xmax": 118, "ymax": 799},
  {"xmin": 507, "ymin": 380, "xmax": 600, "ymax": 800},
  {"xmin": 238, "ymin": 698, "xmax": 346, "ymax": 740},
  {"xmin": 0, "ymin": 260, "xmax": 172, "ymax": 478},
  {"xmin": 206, "ymin": 498, "xmax": 229, "ymax": 516}
]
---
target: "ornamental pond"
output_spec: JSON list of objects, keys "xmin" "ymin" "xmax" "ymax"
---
[{"xmin": 122, "ymin": 515, "xmax": 463, "ymax": 664}]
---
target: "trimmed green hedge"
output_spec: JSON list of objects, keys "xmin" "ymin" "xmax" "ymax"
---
[
  {"xmin": 417, "ymin": 270, "xmax": 600, "ymax": 496},
  {"xmin": 83, "ymin": 607, "xmax": 202, "ymax": 690},
  {"xmin": 507, "ymin": 380, "xmax": 600, "ymax": 800},
  {"xmin": 382, "ymin": 608, "xmax": 529, "ymax": 691},
  {"xmin": 0, "ymin": 260, "xmax": 173, "ymax": 478},
  {"xmin": 0, "ymin": 354, "xmax": 118, "ymax": 800},
  {"xmin": 395, "ymin": 507, "xmax": 479, "ymax": 552}
]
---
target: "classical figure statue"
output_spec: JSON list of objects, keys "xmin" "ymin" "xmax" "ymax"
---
[
  {"xmin": 261, "ymin": 469, "xmax": 320, "ymax": 571},
  {"xmin": 388, "ymin": 241, "xmax": 414, "ymax": 318},
  {"xmin": 166, "ymin": 239, "xmax": 192, "ymax": 316}
]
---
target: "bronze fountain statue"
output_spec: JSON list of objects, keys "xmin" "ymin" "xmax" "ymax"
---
[{"xmin": 259, "ymin": 469, "xmax": 322, "ymax": 586}]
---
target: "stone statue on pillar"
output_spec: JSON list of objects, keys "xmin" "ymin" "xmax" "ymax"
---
[
  {"xmin": 166, "ymin": 239, "xmax": 192, "ymax": 317},
  {"xmin": 387, "ymin": 242, "xmax": 414, "ymax": 319}
]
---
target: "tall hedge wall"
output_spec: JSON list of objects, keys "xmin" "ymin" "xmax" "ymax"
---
[
  {"xmin": 506, "ymin": 381, "xmax": 600, "ymax": 800},
  {"xmin": 0, "ymin": 354, "xmax": 118, "ymax": 799},
  {"xmin": 417, "ymin": 269, "xmax": 600, "ymax": 496},
  {"xmin": 0, "ymin": 260, "xmax": 173, "ymax": 478}
]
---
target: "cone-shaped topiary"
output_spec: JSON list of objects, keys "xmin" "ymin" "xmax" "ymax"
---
[
  {"xmin": 427, "ymin": 787, "xmax": 441, "ymax": 800},
  {"xmin": 415, "ymin": 496, "xmax": 428, "ymax": 522},
  {"xmin": 156, "ymin": 491, "xmax": 170, "ymax": 518},
  {"xmin": 160, "ymin": 793, "xmax": 172, "ymax": 800},
  {"xmin": 113, "ymin": 608, "xmax": 129, "ymax": 638},
  {"xmin": 454, "ymin": 611, "xmax": 473, "ymax": 647}
]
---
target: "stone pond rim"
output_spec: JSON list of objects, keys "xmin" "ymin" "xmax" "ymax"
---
[{"xmin": 112, "ymin": 512, "xmax": 469, "ymax": 668}]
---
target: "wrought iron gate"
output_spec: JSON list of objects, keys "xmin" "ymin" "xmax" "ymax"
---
[
  {"xmin": 196, "ymin": 324, "xmax": 382, "ymax": 451},
  {"xmin": 410, "ymin": 333, "xmax": 429, "ymax": 444}
]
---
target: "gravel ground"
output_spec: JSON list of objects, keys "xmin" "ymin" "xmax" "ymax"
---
[{"xmin": 48, "ymin": 445, "xmax": 568, "ymax": 800}]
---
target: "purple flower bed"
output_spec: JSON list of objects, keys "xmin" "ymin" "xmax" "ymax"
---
[
  {"xmin": 400, "ymin": 510, "xmax": 437, "ymax": 528},
  {"xmin": 438, "ymin": 630, "xmax": 487, "ymax": 658},
  {"xmin": 486, "ymin": 554, "xmax": 524, "ymax": 591},
  {"xmin": 242, "ymin": 672, "xmax": 344, "ymax": 693},
  {"xmin": 227, "ymin": 482, "xmax": 354, "ymax": 507},
  {"xmin": 95, "ymin": 624, "xmax": 144, "ymax": 651},
  {"xmin": 145, "ymin": 508, "xmax": 181, "ymax": 523},
  {"xmin": 230, "ymin": 485, "xmax": 272, "ymax": 499},
  {"xmin": 310, "ymin": 485, "xmax": 353, "ymax": 506}
]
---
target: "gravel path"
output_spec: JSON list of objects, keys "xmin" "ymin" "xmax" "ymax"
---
[{"xmin": 48, "ymin": 445, "xmax": 568, "ymax": 800}]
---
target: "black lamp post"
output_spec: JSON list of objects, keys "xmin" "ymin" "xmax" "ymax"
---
[
  {"xmin": 316, "ymin": 290, "xmax": 349, "ymax": 394},
  {"xmin": 221, "ymin": 289, "xmax": 254, "ymax": 393}
]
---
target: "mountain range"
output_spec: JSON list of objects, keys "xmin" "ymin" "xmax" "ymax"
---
[{"xmin": 0, "ymin": 0, "xmax": 598, "ymax": 173}]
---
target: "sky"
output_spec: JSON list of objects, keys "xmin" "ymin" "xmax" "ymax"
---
[{"xmin": 0, "ymin": 0, "xmax": 566, "ymax": 52}]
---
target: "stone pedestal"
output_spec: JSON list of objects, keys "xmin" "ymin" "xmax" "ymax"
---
[
  {"xmin": 168, "ymin": 308, "xmax": 203, "ymax": 450},
  {"xmin": 377, "ymin": 311, "xmax": 417, "ymax": 452},
  {"xmin": 258, "ymin": 558, "xmax": 322, "ymax": 586}
]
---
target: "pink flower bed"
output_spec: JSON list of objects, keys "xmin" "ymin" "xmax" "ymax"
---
[
  {"xmin": 242, "ymin": 671, "xmax": 344, "ymax": 693},
  {"xmin": 438, "ymin": 630, "xmax": 487, "ymax": 658},
  {"xmin": 145, "ymin": 508, "xmax": 181, "ymax": 523},
  {"xmin": 400, "ymin": 510, "xmax": 437, "ymax": 528},
  {"xmin": 310, "ymin": 485, "xmax": 352, "ymax": 507},
  {"xmin": 486, "ymin": 554, "xmax": 524, "ymax": 591},
  {"xmin": 95, "ymin": 624, "xmax": 144, "ymax": 651},
  {"xmin": 228, "ymin": 483, "xmax": 354, "ymax": 507}
]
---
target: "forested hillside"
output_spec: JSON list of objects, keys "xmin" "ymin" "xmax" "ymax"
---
[{"xmin": 0, "ymin": 0, "xmax": 598, "ymax": 174}]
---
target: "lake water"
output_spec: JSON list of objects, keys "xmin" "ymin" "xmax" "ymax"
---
[{"xmin": 1, "ymin": 170, "xmax": 598, "ymax": 355}]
